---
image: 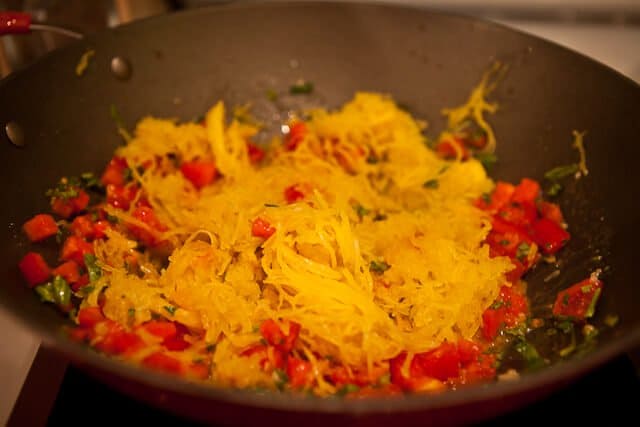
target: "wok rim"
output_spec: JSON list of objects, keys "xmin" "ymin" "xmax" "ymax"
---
[{"xmin": 1, "ymin": 0, "xmax": 639, "ymax": 416}]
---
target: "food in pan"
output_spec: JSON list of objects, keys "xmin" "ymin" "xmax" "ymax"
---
[{"xmin": 17, "ymin": 68, "xmax": 604, "ymax": 396}]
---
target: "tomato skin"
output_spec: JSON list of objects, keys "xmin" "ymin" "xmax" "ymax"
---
[
  {"xmin": 128, "ymin": 206, "xmax": 167, "ymax": 247},
  {"xmin": 101, "ymin": 156, "xmax": 129, "ymax": 187},
  {"xmin": 23, "ymin": 214, "xmax": 58, "ymax": 242},
  {"xmin": 538, "ymin": 201, "xmax": 564, "ymax": 225},
  {"xmin": 18, "ymin": 252, "xmax": 51, "ymax": 287},
  {"xmin": 284, "ymin": 185, "xmax": 305, "ymax": 203},
  {"xmin": 247, "ymin": 142, "xmax": 265, "ymax": 163},
  {"xmin": 497, "ymin": 202, "xmax": 538, "ymax": 228},
  {"xmin": 284, "ymin": 122, "xmax": 307, "ymax": 151},
  {"xmin": 180, "ymin": 160, "xmax": 217, "ymax": 189},
  {"xmin": 260, "ymin": 319, "xmax": 286, "ymax": 348},
  {"xmin": 553, "ymin": 278, "xmax": 603, "ymax": 319},
  {"xmin": 286, "ymin": 357, "xmax": 314, "ymax": 389},
  {"xmin": 51, "ymin": 189, "xmax": 89, "ymax": 218},
  {"xmin": 142, "ymin": 352, "xmax": 183, "ymax": 375},
  {"xmin": 511, "ymin": 178, "xmax": 541, "ymax": 205},
  {"xmin": 77, "ymin": 307, "xmax": 105, "ymax": 328},
  {"xmin": 413, "ymin": 342, "xmax": 460, "ymax": 382},
  {"xmin": 481, "ymin": 285, "xmax": 528, "ymax": 340},
  {"xmin": 475, "ymin": 182, "xmax": 515, "ymax": 213},
  {"xmin": 52, "ymin": 260, "xmax": 81, "ymax": 284},
  {"xmin": 60, "ymin": 236, "xmax": 94, "ymax": 266},
  {"xmin": 106, "ymin": 184, "xmax": 138, "ymax": 210},
  {"xmin": 252, "ymin": 218, "xmax": 276, "ymax": 239},
  {"xmin": 531, "ymin": 217, "xmax": 570, "ymax": 255}
]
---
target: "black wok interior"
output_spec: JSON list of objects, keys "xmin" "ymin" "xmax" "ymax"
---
[{"xmin": 0, "ymin": 2, "xmax": 639, "ymax": 425}]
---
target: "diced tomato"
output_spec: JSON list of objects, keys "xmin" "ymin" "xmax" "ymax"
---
[
  {"xmin": 51, "ymin": 189, "xmax": 89, "ymax": 219},
  {"xmin": 497, "ymin": 202, "xmax": 538, "ymax": 228},
  {"xmin": 180, "ymin": 159, "xmax": 217, "ymax": 189},
  {"xmin": 95, "ymin": 322, "xmax": 144, "ymax": 355},
  {"xmin": 252, "ymin": 217, "xmax": 275, "ymax": 239},
  {"xmin": 247, "ymin": 142, "xmax": 265, "ymax": 164},
  {"xmin": 60, "ymin": 236, "xmax": 94, "ymax": 266},
  {"xmin": 282, "ymin": 322, "xmax": 300, "ymax": 353},
  {"xmin": 284, "ymin": 184, "xmax": 305, "ymax": 203},
  {"xmin": 128, "ymin": 206, "xmax": 167, "ymax": 247},
  {"xmin": 187, "ymin": 360, "xmax": 210, "ymax": 380},
  {"xmin": 18, "ymin": 252, "xmax": 51, "ymax": 287},
  {"xmin": 101, "ymin": 156, "xmax": 129, "ymax": 187},
  {"xmin": 505, "ymin": 258, "xmax": 527, "ymax": 283},
  {"xmin": 284, "ymin": 122, "xmax": 307, "ymax": 151},
  {"xmin": 413, "ymin": 342, "xmax": 460, "ymax": 382},
  {"xmin": 457, "ymin": 339, "xmax": 482, "ymax": 365},
  {"xmin": 71, "ymin": 274, "xmax": 90, "ymax": 292},
  {"xmin": 286, "ymin": 357, "xmax": 314, "ymax": 389},
  {"xmin": 435, "ymin": 139, "xmax": 470, "ymax": 160},
  {"xmin": 241, "ymin": 344, "xmax": 285, "ymax": 370},
  {"xmin": 511, "ymin": 178, "xmax": 541, "ymax": 205},
  {"xmin": 92, "ymin": 220, "xmax": 109, "ymax": 239},
  {"xmin": 552, "ymin": 277, "xmax": 603, "ymax": 320},
  {"xmin": 106, "ymin": 184, "xmax": 138, "ymax": 210},
  {"xmin": 260, "ymin": 319, "xmax": 286, "ymax": 347},
  {"xmin": 481, "ymin": 285, "xmax": 528, "ymax": 340},
  {"xmin": 486, "ymin": 217, "xmax": 532, "ymax": 259},
  {"xmin": 68, "ymin": 327, "xmax": 93, "ymax": 343},
  {"xmin": 142, "ymin": 320, "xmax": 177, "ymax": 339},
  {"xmin": 163, "ymin": 322, "xmax": 191, "ymax": 351},
  {"xmin": 538, "ymin": 201, "xmax": 564, "ymax": 226},
  {"xmin": 77, "ymin": 307, "xmax": 105, "ymax": 328},
  {"xmin": 23, "ymin": 214, "xmax": 58, "ymax": 242},
  {"xmin": 70, "ymin": 215, "xmax": 94, "ymax": 238},
  {"xmin": 52, "ymin": 260, "xmax": 80, "ymax": 284},
  {"xmin": 142, "ymin": 352, "xmax": 183, "ymax": 375},
  {"xmin": 475, "ymin": 182, "xmax": 515, "ymax": 213},
  {"xmin": 531, "ymin": 218, "xmax": 570, "ymax": 255},
  {"xmin": 389, "ymin": 352, "xmax": 445, "ymax": 392},
  {"xmin": 460, "ymin": 354, "xmax": 496, "ymax": 384}
]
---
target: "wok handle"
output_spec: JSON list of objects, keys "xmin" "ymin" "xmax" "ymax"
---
[{"xmin": 0, "ymin": 11, "xmax": 31, "ymax": 35}]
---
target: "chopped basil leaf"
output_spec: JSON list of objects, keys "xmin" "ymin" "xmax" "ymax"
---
[
  {"xmin": 378, "ymin": 373, "xmax": 391, "ymax": 385},
  {"xmin": 110, "ymin": 104, "xmax": 132, "ymax": 141},
  {"xmin": 45, "ymin": 179, "xmax": 79, "ymax": 200},
  {"xmin": 164, "ymin": 305, "xmax": 177, "ymax": 315},
  {"xmin": 264, "ymin": 203, "xmax": 279, "ymax": 208},
  {"xmin": 476, "ymin": 152, "xmax": 497, "ymax": 170},
  {"xmin": 52, "ymin": 276, "xmax": 71, "ymax": 307},
  {"xmin": 34, "ymin": 282, "xmax": 55, "ymax": 303},
  {"xmin": 516, "ymin": 242, "xmax": 530, "ymax": 261},
  {"xmin": 481, "ymin": 193, "xmax": 491, "ymax": 204},
  {"xmin": 584, "ymin": 288, "xmax": 602, "ymax": 318},
  {"xmin": 499, "ymin": 239, "xmax": 510, "ymax": 246},
  {"xmin": 604, "ymin": 314, "xmax": 619, "ymax": 327},
  {"xmin": 80, "ymin": 285, "xmax": 95, "ymax": 296},
  {"xmin": 513, "ymin": 338, "xmax": 545, "ymax": 371},
  {"xmin": 353, "ymin": 204, "xmax": 370, "ymax": 218},
  {"xmin": 84, "ymin": 253, "xmax": 102, "ymax": 283},
  {"xmin": 490, "ymin": 300, "xmax": 504, "ymax": 310},
  {"xmin": 370, "ymin": 260, "xmax": 390, "ymax": 274},
  {"xmin": 206, "ymin": 344, "xmax": 216, "ymax": 353},
  {"xmin": 273, "ymin": 368, "xmax": 289, "ymax": 390},
  {"xmin": 337, "ymin": 384, "xmax": 360, "ymax": 396},
  {"xmin": 547, "ymin": 182, "xmax": 563, "ymax": 197},
  {"xmin": 289, "ymin": 81, "xmax": 314, "ymax": 95},
  {"xmin": 106, "ymin": 214, "xmax": 119, "ymax": 224},
  {"xmin": 128, "ymin": 308, "xmax": 135, "ymax": 318},
  {"xmin": 266, "ymin": 89, "xmax": 279, "ymax": 101},
  {"xmin": 423, "ymin": 179, "xmax": 439, "ymax": 189},
  {"xmin": 559, "ymin": 327, "xmax": 577, "ymax": 357},
  {"xmin": 366, "ymin": 155, "xmax": 379, "ymax": 164},
  {"xmin": 544, "ymin": 164, "xmax": 579, "ymax": 181},
  {"xmin": 373, "ymin": 213, "xmax": 387, "ymax": 222},
  {"xmin": 79, "ymin": 172, "xmax": 102, "ymax": 190},
  {"xmin": 556, "ymin": 319, "xmax": 574, "ymax": 334}
]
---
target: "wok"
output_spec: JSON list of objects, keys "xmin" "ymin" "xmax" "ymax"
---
[{"xmin": 1, "ymin": 1, "xmax": 639, "ymax": 425}]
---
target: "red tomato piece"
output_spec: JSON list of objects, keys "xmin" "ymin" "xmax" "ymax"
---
[
  {"xmin": 23, "ymin": 214, "xmax": 58, "ymax": 242},
  {"xmin": 460, "ymin": 354, "xmax": 496, "ymax": 384},
  {"xmin": 284, "ymin": 122, "xmax": 307, "ymax": 151},
  {"xmin": 475, "ymin": 182, "xmax": 515, "ymax": 213},
  {"xmin": 187, "ymin": 360, "xmax": 210, "ymax": 380},
  {"xmin": 51, "ymin": 189, "xmax": 89, "ymax": 219},
  {"xmin": 92, "ymin": 220, "xmax": 109, "ymax": 239},
  {"xmin": 60, "ymin": 236, "xmax": 94, "ymax": 266},
  {"xmin": 435, "ymin": 138, "xmax": 470, "ymax": 160},
  {"xmin": 70, "ymin": 215, "xmax": 95, "ymax": 239},
  {"xmin": 413, "ymin": 342, "xmax": 461, "ymax": 382},
  {"xmin": 511, "ymin": 178, "xmax": 541, "ymax": 205},
  {"xmin": 106, "ymin": 184, "xmax": 138, "ymax": 210},
  {"xmin": 18, "ymin": 252, "xmax": 51, "ymax": 287},
  {"xmin": 142, "ymin": 352, "xmax": 183, "ymax": 375},
  {"xmin": 247, "ymin": 142, "xmax": 265, "ymax": 163},
  {"xmin": 163, "ymin": 322, "xmax": 191, "ymax": 351},
  {"xmin": 260, "ymin": 319, "xmax": 286, "ymax": 347},
  {"xmin": 77, "ymin": 307, "xmax": 105, "ymax": 328},
  {"xmin": 71, "ymin": 274, "xmax": 90, "ymax": 292},
  {"xmin": 52, "ymin": 260, "xmax": 80, "ymax": 284},
  {"xmin": 284, "ymin": 185, "xmax": 305, "ymax": 203},
  {"xmin": 252, "ymin": 218, "xmax": 275, "ymax": 239},
  {"xmin": 128, "ymin": 206, "xmax": 167, "ymax": 247},
  {"xmin": 497, "ymin": 202, "xmax": 538, "ymax": 228},
  {"xmin": 180, "ymin": 160, "xmax": 217, "ymax": 189},
  {"xmin": 552, "ymin": 277, "xmax": 603, "ymax": 320},
  {"xmin": 142, "ymin": 320, "xmax": 177, "ymax": 339},
  {"xmin": 96, "ymin": 323, "xmax": 144, "ymax": 355},
  {"xmin": 286, "ymin": 357, "xmax": 314, "ymax": 389},
  {"xmin": 538, "ymin": 201, "xmax": 564, "ymax": 226},
  {"xmin": 531, "ymin": 218, "xmax": 570, "ymax": 255},
  {"xmin": 101, "ymin": 156, "xmax": 129, "ymax": 187},
  {"xmin": 457, "ymin": 339, "xmax": 482, "ymax": 365},
  {"xmin": 481, "ymin": 285, "xmax": 528, "ymax": 340}
]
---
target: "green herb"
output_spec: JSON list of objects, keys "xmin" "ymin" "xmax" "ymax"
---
[
  {"xmin": 264, "ymin": 203, "xmax": 280, "ymax": 208},
  {"xmin": 289, "ymin": 81, "xmax": 314, "ymax": 95},
  {"xmin": 110, "ymin": 104, "xmax": 132, "ymax": 141},
  {"xmin": 378, "ymin": 373, "xmax": 391, "ymax": 386},
  {"xmin": 423, "ymin": 179, "xmax": 439, "ymax": 189},
  {"xmin": 55, "ymin": 228, "xmax": 65, "ymax": 244},
  {"xmin": 164, "ymin": 305, "xmax": 177, "ymax": 316},
  {"xmin": 581, "ymin": 285, "xmax": 593, "ymax": 293},
  {"xmin": 80, "ymin": 285, "xmax": 95, "ymax": 296},
  {"xmin": 84, "ymin": 253, "xmax": 102, "ymax": 283},
  {"xmin": 490, "ymin": 300, "xmax": 504, "ymax": 310},
  {"xmin": 122, "ymin": 167, "xmax": 133, "ymax": 182},
  {"xmin": 499, "ymin": 239, "xmax": 510, "ymax": 246},
  {"xmin": 584, "ymin": 288, "xmax": 602, "ymax": 318},
  {"xmin": 366, "ymin": 155, "xmax": 379, "ymax": 164},
  {"xmin": 476, "ymin": 152, "xmax": 497, "ymax": 170},
  {"xmin": 438, "ymin": 165, "xmax": 449, "ymax": 175},
  {"xmin": 353, "ymin": 204, "xmax": 370, "ymax": 218},
  {"xmin": 79, "ymin": 172, "xmax": 102, "ymax": 190},
  {"xmin": 373, "ymin": 213, "xmax": 387, "ymax": 222},
  {"xmin": 544, "ymin": 164, "xmax": 579, "ymax": 181},
  {"xmin": 516, "ymin": 242, "xmax": 530, "ymax": 261},
  {"xmin": 369, "ymin": 260, "xmax": 390, "ymax": 274},
  {"xmin": 52, "ymin": 276, "xmax": 71, "ymax": 308},
  {"xmin": 206, "ymin": 344, "xmax": 216, "ymax": 353},
  {"xmin": 559, "ymin": 328, "xmax": 576, "ymax": 357},
  {"xmin": 337, "ymin": 384, "xmax": 360, "ymax": 396},
  {"xmin": 273, "ymin": 368, "xmax": 289, "ymax": 390},
  {"xmin": 192, "ymin": 114, "xmax": 205, "ymax": 124},
  {"xmin": 266, "ymin": 89, "xmax": 279, "ymax": 101},
  {"xmin": 106, "ymin": 214, "xmax": 119, "ymax": 224},
  {"xmin": 556, "ymin": 319, "xmax": 574, "ymax": 334},
  {"xmin": 45, "ymin": 179, "xmax": 80, "ymax": 200},
  {"xmin": 547, "ymin": 182, "xmax": 563, "ymax": 197},
  {"xmin": 513, "ymin": 338, "xmax": 546, "ymax": 371},
  {"xmin": 34, "ymin": 282, "xmax": 56, "ymax": 303},
  {"xmin": 481, "ymin": 193, "xmax": 491, "ymax": 204},
  {"xmin": 128, "ymin": 308, "xmax": 135, "ymax": 318},
  {"xmin": 604, "ymin": 314, "xmax": 619, "ymax": 327},
  {"xmin": 562, "ymin": 293, "xmax": 570, "ymax": 307}
]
